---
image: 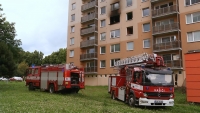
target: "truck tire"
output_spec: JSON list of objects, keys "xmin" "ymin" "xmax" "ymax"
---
[
  {"xmin": 128, "ymin": 94, "xmax": 136, "ymax": 107},
  {"xmin": 49, "ymin": 84, "xmax": 55, "ymax": 93},
  {"xmin": 28, "ymin": 83, "xmax": 34, "ymax": 91},
  {"xmin": 112, "ymin": 91, "xmax": 116, "ymax": 100}
]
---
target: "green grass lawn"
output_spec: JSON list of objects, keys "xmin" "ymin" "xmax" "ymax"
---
[{"xmin": 0, "ymin": 81, "xmax": 200, "ymax": 113}]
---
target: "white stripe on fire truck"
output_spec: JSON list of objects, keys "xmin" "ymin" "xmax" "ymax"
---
[{"xmin": 131, "ymin": 83, "xmax": 143, "ymax": 91}]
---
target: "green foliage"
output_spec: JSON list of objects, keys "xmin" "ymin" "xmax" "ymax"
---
[
  {"xmin": 17, "ymin": 61, "xmax": 29, "ymax": 77},
  {"xmin": 1, "ymin": 82, "xmax": 200, "ymax": 113},
  {"xmin": 0, "ymin": 5, "xmax": 22, "ymax": 77},
  {"xmin": 43, "ymin": 48, "xmax": 66, "ymax": 64}
]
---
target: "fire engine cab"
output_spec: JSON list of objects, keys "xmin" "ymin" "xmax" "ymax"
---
[
  {"xmin": 25, "ymin": 64, "xmax": 85, "ymax": 93},
  {"xmin": 108, "ymin": 53, "xmax": 174, "ymax": 106}
]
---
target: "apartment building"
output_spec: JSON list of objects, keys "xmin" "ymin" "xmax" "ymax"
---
[{"xmin": 67, "ymin": 0, "xmax": 200, "ymax": 86}]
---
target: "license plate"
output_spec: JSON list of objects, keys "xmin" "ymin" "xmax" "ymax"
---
[{"xmin": 154, "ymin": 100, "xmax": 163, "ymax": 103}]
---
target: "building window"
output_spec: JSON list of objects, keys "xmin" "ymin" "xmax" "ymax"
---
[
  {"xmin": 100, "ymin": 19, "xmax": 106, "ymax": 27},
  {"xmin": 126, "ymin": 0, "xmax": 132, "ymax": 6},
  {"xmin": 101, "ymin": 0, "xmax": 105, "ymax": 2},
  {"xmin": 185, "ymin": 0, "xmax": 200, "ymax": 6},
  {"xmin": 127, "ymin": 26, "xmax": 133, "ymax": 35},
  {"xmin": 163, "ymin": 54, "xmax": 172, "ymax": 61},
  {"xmin": 156, "ymin": 36, "xmax": 176, "ymax": 44},
  {"xmin": 142, "ymin": 0, "xmax": 148, "ymax": 2},
  {"xmin": 111, "ymin": 29, "xmax": 120, "ymax": 38},
  {"xmin": 100, "ymin": 46, "xmax": 106, "ymax": 54},
  {"xmin": 72, "ymin": 3, "xmax": 76, "ymax": 10},
  {"xmin": 110, "ymin": 15, "xmax": 120, "ymax": 25},
  {"xmin": 71, "ymin": 26, "xmax": 75, "ymax": 32},
  {"xmin": 143, "ymin": 39, "xmax": 150, "ymax": 48},
  {"xmin": 70, "ymin": 50, "xmax": 74, "ymax": 57},
  {"xmin": 86, "ymin": 62, "xmax": 95, "ymax": 67},
  {"xmin": 111, "ymin": 2, "xmax": 119, "ymax": 11},
  {"xmin": 143, "ymin": 23, "xmax": 150, "ymax": 32},
  {"xmin": 155, "ymin": 19, "xmax": 174, "ymax": 26},
  {"xmin": 142, "ymin": 8, "xmax": 150, "ymax": 17},
  {"xmin": 101, "ymin": 6, "xmax": 106, "ymax": 14},
  {"xmin": 110, "ymin": 58, "xmax": 120, "ymax": 67},
  {"xmin": 186, "ymin": 12, "xmax": 200, "ymax": 24},
  {"xmin": 70, "ymin": 37, "xmax": 74, "ymax": 45},
  {"xmin": 100, "ymin": 32, "xmax": 106, "ymax": 41},
  {"xmin": 111, "ymin": 44, "xmax": 120, "ymax": 53},
  {"xmin": 187, "ymin": 31, "xmax": 200, "ymax": 42},
  {"xmin": 126, "ymin": 12, "xmax": 133, "ymax": 20},
  {"xmin": 100, "ymin": 60, "xmax": 106, "ymax": 68},
  {"xmin": 71, "ymin": 14, "xmax": 75, "ymax": 21},
  {"xmin": 127, "ymin": 42, "xmax": 134, "ymax": 50},
  {"xmin": 87, "ymin": 48, "xmax": 95, "ymax": 53}
]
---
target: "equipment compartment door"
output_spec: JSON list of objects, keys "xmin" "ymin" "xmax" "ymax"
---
[
  {"xmin": 108, "ymin": 77, "xmax": 111, "ymax": 92},
  {"xmin": 58, "ymin": 71, "xmax": 64, "ymax": 85},
  {"xmin": 118, "ymin": 86, "xmax": 125, "ymax": 101},
  {"xmin": 40, "ymin": 72, "xmax": 48, "ymax": 89}
]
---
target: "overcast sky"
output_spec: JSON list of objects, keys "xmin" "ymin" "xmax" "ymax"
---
[{"xmin": 0, "ymin": 0, "xmax": 69, "ymax": 56}]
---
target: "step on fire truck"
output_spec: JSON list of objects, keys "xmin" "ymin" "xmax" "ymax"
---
[
  {"xmin": 108, "ymin": 53, "xmax": 174, "ymax": 107},
  {"xmin": 25, "ymin": 64, "xmax": 84, "ymax": 93}
]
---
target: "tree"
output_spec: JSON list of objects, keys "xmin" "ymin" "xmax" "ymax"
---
[
  {"xmin": 43, "ymin": 48, "xmax": 66, "ymax": 64},
  {"xmin": 20, "ymin": 50, "xmax": 44, "ymax": 66},
  {"xmin": 17, "ymin": 61, "xmax": 29, "ymax": 77},
  {"xmin": 0, "ymin": 4, "xmax": 22, "ymax": 77},
  {"xmin": 0, "ymin": 42, "xmax": 16, "ymax": 78}
]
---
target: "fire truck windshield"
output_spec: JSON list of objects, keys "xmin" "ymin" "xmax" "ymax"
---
[{"xmin": 144, "ymin": 73, "xmax": 173, "ymax": 86}]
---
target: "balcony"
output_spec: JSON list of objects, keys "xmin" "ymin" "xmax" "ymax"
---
[
  {"xmin": 81, "ymin": 0, "xmax": 97, "ymax": 12},
  {"xmin": 80, "ymin": 39, "xmax": 98, "ymax": 48},
  {"xmin": 152, "ymin": 23, "xmax": 179, "ymax": 35},
  {"xmin": 81, "ymin": 13, "xmax": 98, "ymax": 23},
  {"xmin": 153, "ymin": 41, "xmax": 181, "ymax": 52},
  {"xmin": 81, "ymin": 26, "xmax": 97, "ymax": 36},
  {"xmin": 164, "ymin": 60, "xmax": 182, "ymax": 69},
  {"xmin": 84, "ymin": 67, "xmax": 97, "ymax": 74},
  {"xmin": 152, "ymin": 5, "xmax": 178, "ymax": 19},
  {"xmin": 80, "ymin": 53, "xmax": 97, "ymax": 61}
]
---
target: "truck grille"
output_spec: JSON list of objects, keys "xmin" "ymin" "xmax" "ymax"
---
[{"xmin": 146, "ymin": 92, "xmax": 171, "ymax": 97}]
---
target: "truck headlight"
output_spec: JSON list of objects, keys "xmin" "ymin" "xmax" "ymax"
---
[
  {"xmin": 170, "ymin": 94, "xmax": 173, "ymax": 98},
  {"xmin": 143, "ymin": 93, "xmax": 148, "ymax": 97}
]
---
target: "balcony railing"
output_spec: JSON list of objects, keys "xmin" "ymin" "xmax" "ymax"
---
[
  {"xmin": 153, "ymin": 41, "xmax": 181, "ymax": 52},
  {"xmin": 81, "ymin": 0, "xmax": 97, "ymax": 12},
  {"xmin": 152, "ymin": 5, "xmax": 178, "ymax": 18},
  {"xmin": 80, "ymin": 39, "xmax": 98, "ymax": 48},
  {"xmin": 152, "ymin": 23, "xmax": 179, "ymax": 35},
  {"xmin": 151, "ymin": 0, "xmax": 165, "ymax": 3},
  {"xmin": 84, "ymin": 66, "xmax": 97, "ymax": 74},
  {"xmin": 164, "ymin": 60, "xmax": 182, "ymax": 69},
  {"xmin": 80, "ymin": 53, "xmax": 97, "ymax": 61},
  {"xmin": 81, "ymin": 26, "xmax": 97, "ymax": 36},
  {"xmin": 81, "ymin": 13, "xmax": 97, "ymax": 23}
]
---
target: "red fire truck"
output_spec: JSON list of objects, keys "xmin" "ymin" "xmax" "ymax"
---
[
  {"xmin": 25, "ymin": 64, "xmax": 85, "ymax": 93},
  {"xmin": 108, "ymin": 53, "xmax": 174, "ymax": 106}
]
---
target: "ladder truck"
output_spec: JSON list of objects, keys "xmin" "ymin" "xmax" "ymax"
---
[
  {"xmin": 25, "ymin": 64, "xmax": 85, "ymax": 93},
  {"xmin": 108, "ymin": 53, "xmax": 174, "ymax": 106}
]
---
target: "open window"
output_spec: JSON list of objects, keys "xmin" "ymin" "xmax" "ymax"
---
[
  {"xmin": 127, "ymin": 26, "xmax": 133, "ymax": 35},
  {"xmin": 127, "ymin": 12, "xmax": 132, "ymax": 20},
  {"xmin": 110, "ymin": 15, "xmax": 120, "ymax": 25}
]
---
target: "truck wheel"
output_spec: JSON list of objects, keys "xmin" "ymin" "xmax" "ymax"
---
[
  {"xmin": 49, "ymin": 84, "xmax": 55, "ymax": 93},
  {"xmin": 75, "ymin": 89, "xmax": 79, "ymax": 93},
  {"xmin": 112, "ymin": 91, "xmax": 116, "ymax": 100},
  {"xmin": 28, "ymin": 83, "xmax": 34, "ymax": 91},
  {"xmin": 128, "ymin": 94, "xmax": 136, "ymax": 107}
]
